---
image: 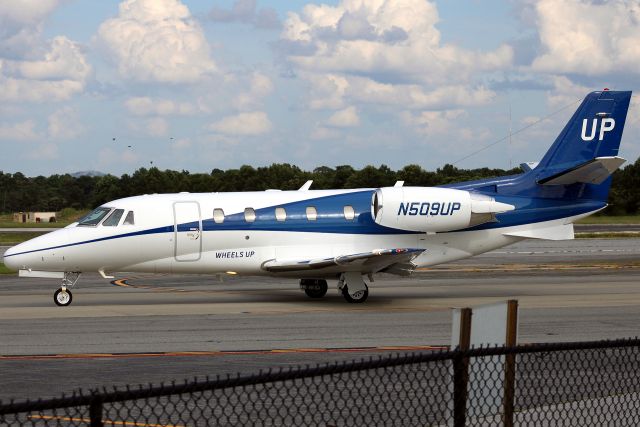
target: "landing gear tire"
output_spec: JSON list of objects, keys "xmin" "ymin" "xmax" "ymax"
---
[
  {"xmin": 301, "ymin": 279, "xmax": 328, "ymax": 298},
  {"xmin": 342, "ymin": 284, "xmax": 369, "ymax": 303},
  {"xmin": 54, "ymin": 288, "xmax": 72, "ymax": 306}
]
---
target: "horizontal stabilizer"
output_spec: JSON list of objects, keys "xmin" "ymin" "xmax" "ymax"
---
[
  {"xmin": 503, "ymin": 223, "xmax": 574, "ymax": 241},
  {"xmin": 538, "ymin": 156, "xmax": 626, "ymax": 186},
  {"xmin": 262, "ymin": 248, "xmax": 424, "ymax": 273}
]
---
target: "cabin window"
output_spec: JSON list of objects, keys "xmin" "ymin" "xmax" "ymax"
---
[
  {"xmin": 275, "ymin": 207, "xmax": 286, "ymax": 222},
  {"xmin": 244, "ymin": 208, "xmax": 256, "ymax": 223},
  {"xmin": 103, "ymin": 209, "xmax": 125, "ymax": 226},
  {"xmin": 123, "ymin": 211, "xmax": 135, "ymax": 225},
  {"xmin": 213, "ymin": 208, "xmax": 225, "ymax": 224},
  {"xmin": 78, "ymin": 207, "xmax": 111, "ymax": 226},
  {"xmin": 306, "ymin": 206, "xmax": 317, "ymax": 221},
  {"xmin": 343, "ymin": 205, "xmax": 355, "ymax": 220}
]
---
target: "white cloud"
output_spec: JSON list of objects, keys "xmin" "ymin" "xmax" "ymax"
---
[
  {"xmin": 281, "ymin": 0, "xmax": 512, "ymax": 85},
  {"xmin": 326, "ymin": 106, "xmax": 360, "ymax": 127},
  {"xmin": 400, "ymin": 109, "xmax": 466, "ymax": 136},
  {"xmin": 546, "ymin": 76, "xmax": 591, "ymax": 107},
  {"xmin": 0, "ymin": 1, "xmax": 60, "ymax": 26},
  {"xmin": 47, "ymin": 106, "xmax": 83, "ymax": 139},
  {"xmin": 97, "ymin": 0, "xmax": 216, "ymax": 83},
  {"xmin": 2, "ymin": 36, "xmax": 90, "ymax": 81},
  {"xmin": 232, "ymin": 71, "xmax": 274, "ymax": 110},
  {"xmin": 310, "ymin": 125, "xmax": 340, "ymax": 140},
  {"xmin": 531, "ymin": 0, "xmax": 640, "ymax": 75},
  {"xmin": 208, "ymin": 111, "xmax": 272, "ymax": 136},
  {"xmin": 305, "ymin": 74, "xmax": 497, "ymax": 117},
  {"xmin": 280, "ymin": 0, "xmax": 504, "ymax": 145},
  {"xmin": 0, "ymin": 119, "xmax": 40, "ymax": 141},
  {"xmin": 128, "ymin": 117, "xmax": 170, "ymax": 137},
  {"xmin": 209, "ymin": 0, "xmax": 281, "ymax": 29},
  {"xmin": 0, "ymin": 2, "xmax": 91, "ymax": 104},
  {"xmin": 125, "ymin": 97, "xmax": 198, "ymax": 116}
]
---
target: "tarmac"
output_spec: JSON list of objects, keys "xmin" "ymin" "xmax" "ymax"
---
[{"xmin": 1, "ymin": 238, "xmax": 639, "ymax": 401}]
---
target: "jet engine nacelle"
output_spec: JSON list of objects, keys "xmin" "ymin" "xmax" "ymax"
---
[{"xmin": 371, "ymin": 187, "xmax": 515, "ymax": 232}]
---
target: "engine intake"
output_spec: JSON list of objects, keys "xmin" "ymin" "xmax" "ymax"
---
[{"xmin": 372, "ymin": 187, "xmax": 514, "ymax": 232}]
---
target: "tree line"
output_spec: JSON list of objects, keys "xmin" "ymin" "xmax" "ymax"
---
[{"xmin": 1, "ymin": 159, "xmax": 639, "ymax": 215}]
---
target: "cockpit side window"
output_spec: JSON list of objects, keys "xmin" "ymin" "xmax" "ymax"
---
[
  {"xmin": 103, "ymin": 209, "xmax": 125, "ymax": 226},
  {"xmin": 78, "ymin": 207, "xmax": 112, "ymax": 226},
  {"xmin": 123, "ymin": 211, "xmax": 135, "ymax": 225}
]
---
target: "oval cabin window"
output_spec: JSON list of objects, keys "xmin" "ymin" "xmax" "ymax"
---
[
  {"xmin": 244, "ymin": 208, "xmax": 256, "ymax": 223},
  {"xmin": 344, "ymin": 205, "xmax": 355, "ymax": 220},
  {"xmin": 275, "ymin": 207, "xmax": 286, "ymax": 222},
  {"xmin": 306, "ymin": 206, "xmax": 317, "ymax": 221},
  {"xmin": 213, "ymin": 208, "xmax": 225, "ymax": 224}
]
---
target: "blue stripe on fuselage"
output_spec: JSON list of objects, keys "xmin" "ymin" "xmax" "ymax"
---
[{"xmin": 3, "ymin": 189, "xmax": 605, "ymax": 258}]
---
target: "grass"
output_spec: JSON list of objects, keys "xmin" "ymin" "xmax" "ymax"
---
[
  {"xmin": 576, "ymin": 232, "xmax": 640, "ymax": 239},
  {"xmin": 576, "ymin": 215, "xmax": 640, "ymax": 224},
  {"xmin": 0, "ymin": 262, "xmax": 15, "ymax": 274},
  {"xmin": 0, "ymin": 232, "xmax": 46, "ymax": 245}
]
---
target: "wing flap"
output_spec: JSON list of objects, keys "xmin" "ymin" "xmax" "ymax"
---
[{"xmin": 261, "ymin": 248, "xmax": 424, "ymax": 273}]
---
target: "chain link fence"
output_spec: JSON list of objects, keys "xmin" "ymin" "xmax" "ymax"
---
[{"xmin": 1, "ymin": 338, "xmax": 639, "ymax": 426}]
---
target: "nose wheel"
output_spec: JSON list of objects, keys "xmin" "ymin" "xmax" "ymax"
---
[
  {"xmin": 53, "ymin": 272, "xmax": 81, "ymax": 306},
  {"xmin": 54, "ymin": 287, "xmax": 73, "ymax": 306}
]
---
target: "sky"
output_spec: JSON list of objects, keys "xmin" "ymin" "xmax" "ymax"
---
[{"xmin": 1, "ymin": 0, "xmax": 639, "ymax": 177}]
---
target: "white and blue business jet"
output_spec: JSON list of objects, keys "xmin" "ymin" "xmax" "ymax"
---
[{"xmin": 3, "ymin": 90, "xmax": 632, "ymax": 306}]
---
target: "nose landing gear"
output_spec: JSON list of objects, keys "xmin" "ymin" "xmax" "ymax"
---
[
  {"xmin": 54, "ymin": 287, "xmax": 72, "ymax": 306},
  {"xmin": 53, "ymin": 272, "xmax": 81, "ymax": 307}
]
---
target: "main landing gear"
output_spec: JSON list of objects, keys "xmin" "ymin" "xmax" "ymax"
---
[
  {"xmin": 300, "ymin": 279, "xmax": 328, "ymax": 298},
  {"xmin": 338, "ymin": 272, "xmax": 369, "ymax": 303},
  {"xmin": 54, "ymin": 272, "xmax": 81, "ymax": 307}
]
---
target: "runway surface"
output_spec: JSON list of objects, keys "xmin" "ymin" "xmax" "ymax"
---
[{"xmin": 1, "ymin": 238, "xmax": 639, "ymax": 402}]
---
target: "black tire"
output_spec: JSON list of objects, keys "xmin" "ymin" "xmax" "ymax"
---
[
  {"xmin": 342, "ymin": 284, "xmax": 368, "ymax": 303},
  {"xmin": 54, "ymin": 288, "xmax": 72, "ymax": 306},
  {"xmin": 302, "ymin": 279, "xmax": 328, "ymax": 298}
]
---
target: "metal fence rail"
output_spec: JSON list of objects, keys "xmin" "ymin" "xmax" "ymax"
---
[{"xmin": 1, "ymin": 338, "xmax": 640, "ymax": 426}]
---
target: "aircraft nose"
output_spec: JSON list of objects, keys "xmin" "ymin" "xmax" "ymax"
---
[{"xmin": 3, "ymin": 245, "xmax": 20, "ymax": 270}]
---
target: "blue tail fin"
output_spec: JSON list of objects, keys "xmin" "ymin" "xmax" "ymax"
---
[
  {"xmin": 537, "ymin": 90, "xmax": 631, "ymax": 173},
  {"xmin": 534, "ymin": 90, "xmax": 631, "ymax": 201}
]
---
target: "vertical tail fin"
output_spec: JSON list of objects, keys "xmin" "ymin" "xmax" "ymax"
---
[
  {"xmin": 534, "ymin": 90, "xmax": 631, "ymax": 201},
  {"xmin": 538, "ymin": 90, "xmax": 631, "ymax": 172}
]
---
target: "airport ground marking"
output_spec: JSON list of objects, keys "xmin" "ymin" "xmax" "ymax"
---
[
  {"xmin": 28, "ymin": 414, "xmax": 185, "ymax": 427},
  {"xmin": 1, "ymin": 345, "xmax": 447, "ymax": 361}
]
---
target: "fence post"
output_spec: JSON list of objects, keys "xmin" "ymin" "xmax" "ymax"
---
[
  {"xmin": 453, "ymin": 307, "xmax": 471, "ymax": 427},
  {"xmin": 89, "ymin": 397, "xmax": 104, "ymax": 427},
  {"xmin": 502, "ymin": 300, "xmax": 518, "ymax": 427}
]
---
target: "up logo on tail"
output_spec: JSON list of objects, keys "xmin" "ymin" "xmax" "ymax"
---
[{"xmin": 581, "ymin": 118, "xmax": 615, "ymax": 141}]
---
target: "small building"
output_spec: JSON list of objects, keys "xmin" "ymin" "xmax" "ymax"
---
[{"xmin": 13, "ymin": 212, "xmax": 57, "ymax": 223}]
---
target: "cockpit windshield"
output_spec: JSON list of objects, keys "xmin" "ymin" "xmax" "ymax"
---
[
  {"xmin": 103, "ymin": 209, "xmax": 124, "ymax": 226},
  {"xmin": 78, "ymin": 207, "xmax": 112, "ymax": 226}
]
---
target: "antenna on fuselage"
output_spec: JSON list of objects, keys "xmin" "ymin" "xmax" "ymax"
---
[{"xmin": 298, "ymin": 180, "xmax": 313, "ymax": 191}]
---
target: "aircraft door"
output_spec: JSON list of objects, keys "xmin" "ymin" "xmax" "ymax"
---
[{"xmin": 173, "ymin": 201, "xmax": 202, "ymax": 262}]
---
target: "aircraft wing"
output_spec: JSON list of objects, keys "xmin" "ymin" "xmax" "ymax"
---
[{"xmin": 261, "ymin": 248, "xmax": 424, "ymax": 273}]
